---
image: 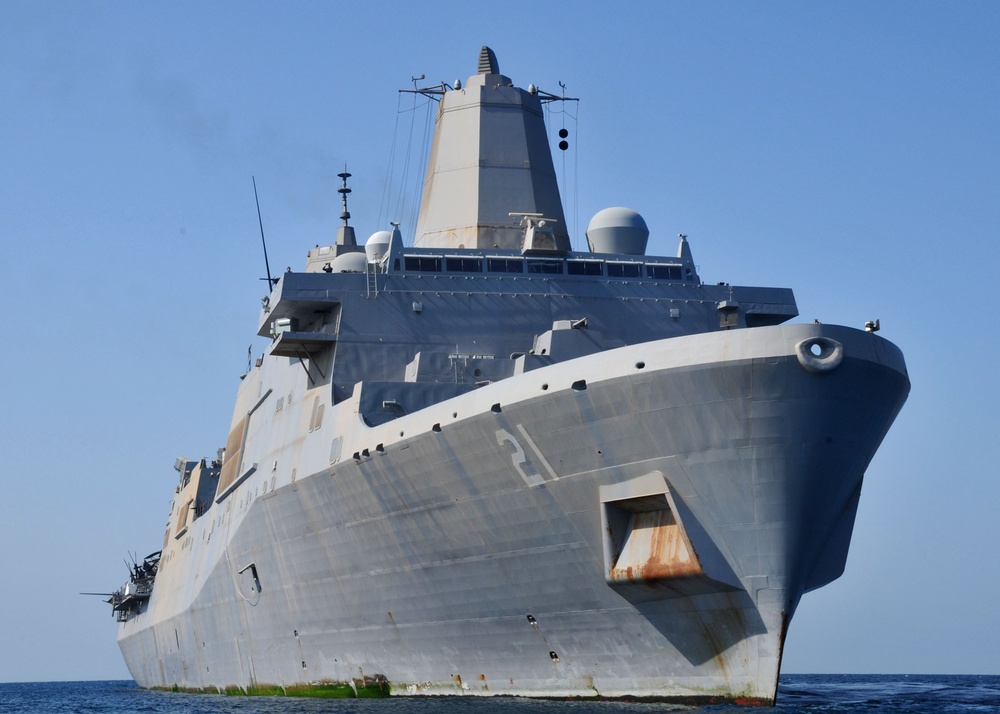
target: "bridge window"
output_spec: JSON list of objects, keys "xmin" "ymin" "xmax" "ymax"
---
[
  {"xmin": 607, "ymin": 262, "xmax": 642, "ymax": 278},
  {"xmin": 404, "ymin": 256, "xmax": 442, "ymax": 272},
  {"xmin": 647, "ymin": 264, "xmax": 682, "ymax": 280},
  {"xmin": 487, "ymin": 258, "xmax": 524, "ymax": 273},
  {"xmin": 445, "ymin": 257, "xmax": 482, "ymax": 273},
  {"xmin": 526, "ymin": 260, "xmax": 563, "ymax": 274},
  {"xmin": 567, "ymin": 260, "xmax": 604, "ymax": 276}
]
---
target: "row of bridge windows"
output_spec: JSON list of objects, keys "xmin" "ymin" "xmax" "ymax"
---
[{"xmin": 400, "ymin": 256, "xmax": 686, "ymax": 281}]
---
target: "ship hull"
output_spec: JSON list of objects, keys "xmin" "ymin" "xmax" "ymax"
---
[{"xmin": 118, "ymin": 323, "xmax": 907, "ymax": 702}]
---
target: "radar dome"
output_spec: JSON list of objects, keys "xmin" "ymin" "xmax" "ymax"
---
[
  {"xmin": 330, "ymin": 251, "xmax": 367, "ymax": 273},
  {"xmin": 586, "ymin": 207, "xmax": 649, "ymax": 256},
  {"xmin": 365, "ymin": 231, "xmax": 392, "ymax": 263}
]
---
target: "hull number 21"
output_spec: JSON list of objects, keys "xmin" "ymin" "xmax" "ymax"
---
[{"xmin": 495, "ymin": 426, "xmax": 559, "ymax": 487}]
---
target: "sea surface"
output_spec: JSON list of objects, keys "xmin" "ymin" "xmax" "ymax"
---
[{"xmin": 1, "ymin": 676, "xmax": 998, "ymax": 714}]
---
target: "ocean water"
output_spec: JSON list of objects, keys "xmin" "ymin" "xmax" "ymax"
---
[{"xmin": 1, "ymin": 676, "xmax": 998, "ymax": 714}]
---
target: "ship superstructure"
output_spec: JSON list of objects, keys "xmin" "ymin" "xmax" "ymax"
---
[{"xmin": 110, "ymin": 47, "xmax": 909, "ymax": 704}]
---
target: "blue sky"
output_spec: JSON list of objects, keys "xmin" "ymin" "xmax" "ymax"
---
[{"xmin": 1, "ymin": 2, "xmax": 997, "ymax": 682}]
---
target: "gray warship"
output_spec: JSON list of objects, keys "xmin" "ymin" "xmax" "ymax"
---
[{"xmin": 108, "ymin": 47, "xmax": 909, "ymax": 704}]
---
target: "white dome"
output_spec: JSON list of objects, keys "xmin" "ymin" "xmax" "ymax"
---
[
  {"xmin": 586, "ymin": 207, "xmax": 649, "ymax": 255},
  {"xmin": 330, "ymin": 251, "xmax": 367, "ymax": 273},
  {"xmin": 365, "ymin": 230, "xmax": 392, "ymax": 263}
]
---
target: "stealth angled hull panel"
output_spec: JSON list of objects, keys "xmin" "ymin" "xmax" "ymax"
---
[{"xmin": 117, "ymin": 324, "xmax": 907, "ymax": 702}]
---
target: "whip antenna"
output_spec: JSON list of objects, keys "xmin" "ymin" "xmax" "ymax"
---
[{"xmin": 253, "ymin": 176, "xmax": 275, "ymax": 287}]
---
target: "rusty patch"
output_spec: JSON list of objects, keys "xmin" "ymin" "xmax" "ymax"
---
[{"xmin": 609, "ymin": 509, "xmax": 705, "ymax": 583}]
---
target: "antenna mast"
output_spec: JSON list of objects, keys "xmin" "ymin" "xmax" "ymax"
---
[
  {"xmin": 253, "ymin": 176, "xmax": 275, "ymax": 287},
  {"xmin": 336, "ymin": 169, "xmax": 357, "ymax": 247}
]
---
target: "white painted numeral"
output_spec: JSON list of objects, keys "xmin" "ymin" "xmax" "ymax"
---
[{"xmin": 496, "ymin": 429, "xmax": 545, "ymax": 487}]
